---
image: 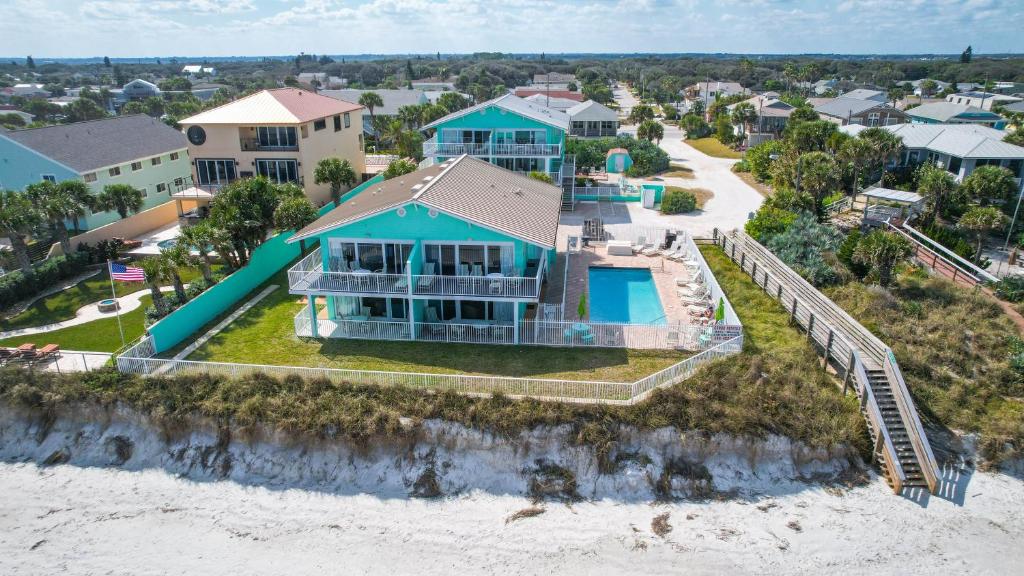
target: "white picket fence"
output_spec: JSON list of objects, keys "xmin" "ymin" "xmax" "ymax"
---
[{"xmin": 116, "ymin": 334, "xmax": 743, "ymax": 405}]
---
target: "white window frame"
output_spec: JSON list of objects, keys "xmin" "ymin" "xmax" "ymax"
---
[
  {"xmin": 83, "ymin": 172, "xmax": 97, "ymax": 183},
  {"xmin": 151, "ymin": 156, "xmax": 162, "ymax": 166},
  {"xmin": 108, "ymin": 166, "xmax": 121, "ymax": 177},
  {"xmin": 131, "ymin": 161, "xmax": 143, "ymax": 171}
]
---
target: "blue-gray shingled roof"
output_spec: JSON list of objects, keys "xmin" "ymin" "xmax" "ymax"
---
[
  {"xmin": 814, "ymin": 97, "xmax": 891, "ymax": 118},
  {"xmin": 1, "ymin": 114, "xmax": 187, "ymax": 173}
]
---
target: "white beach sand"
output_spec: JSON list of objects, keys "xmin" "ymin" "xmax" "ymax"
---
[{"xmin": 1, "ymin": 461, "xmax": 1021, "ymax": 576}]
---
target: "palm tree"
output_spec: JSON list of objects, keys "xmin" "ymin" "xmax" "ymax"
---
[
  {"xmin": 357, "ymin": 91, "xmax": 384, "ymax": 139},
  {"xmin": 637, "ymin": 119, "xmax": 664, "ymax": 143},
  {"xmin": 859, "ymin": 128, "xmax": 903, "ymax": 186},
  {"xmin": 160, "ymin": 245, "xmax": 191, "ymax": 303},
  {"xmin": 796, "ymin": 151, "xmax": 841, "ymax": 220},
  {"xmin": 96, "ymin": 184, "xmax": 144, "ymax": 219},
  {"xmin": 852, "ymin": 230, "xmax": 913, "ymax": 287},
  {"xmin": 0, "ymin": 189, "xmax": 41, "ymax": 273},
  {"xmin": 313, "ymin": 157, "xmax": 357, "ymax": 205},
  {"xmin": 838, "ymin": 138, "xmax": 874, "ymax": 197},
  {"xmin": 137, "ymin": 256, "xmax": 169, "ymax": 315},
  {"xmin": 25, "ymin": 181, "xmax": 74, "ymax": 254},
  {"xmin": 959, "ymin": 206, "xmax": 1007, "ymax": 264},
  {"xmin": 57, "ymin": 180, "xmax": 95, "ymax": 232},
  {"xmin": 916, "ymin": 164, "xmax": 958, "ymax": 220},
  {"xmin": 730, "ymin": 102, "xmax": 757, "ymax": 142},
  {"xmin": 178, "ymin": 222, "xmax": 217, "ymax": 284}
]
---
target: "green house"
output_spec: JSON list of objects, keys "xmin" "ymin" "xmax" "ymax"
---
[
  {"xmin": 421, "ymin": 94, "xmax": 574, "ymax": 186},
  {"xmin": 287, "ymin": 155, "xmax": 561, "ymax": 344}
]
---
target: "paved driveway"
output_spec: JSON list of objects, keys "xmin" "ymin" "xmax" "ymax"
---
[{"xmin": 610, "ymin": 87, "xmax": 764, "ymax": 238}]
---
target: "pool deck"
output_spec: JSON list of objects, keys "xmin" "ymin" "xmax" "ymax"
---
[{"xmin": 564, "ymin": 245, "xmax": 699, "ymax": 326}]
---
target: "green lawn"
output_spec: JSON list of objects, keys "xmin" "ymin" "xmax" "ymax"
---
[
  {"xmin": 2, "ymin": 266, "xmax": 214, "ymax": 332},
  {"xmin": 187, "ymin": 270, "xmax": 688, "ymax": 382},
  {"xmin": 0, "ymin": 295, "xmax": 153, "ymax": 352},
  {"xmin": 684, "ymin": 137, "xmax": 743, "ymax": 159}
]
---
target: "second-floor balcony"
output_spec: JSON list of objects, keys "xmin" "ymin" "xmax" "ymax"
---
[
  {"xmin": 239, "ymin": 137, "xmax": 299, "ymax": 152},
  {"xmin": 422, "ymin": 137, "xmax": 561, "ymax": 158},
  {"xmin": 288, "ymin": 247, "xmax": 546, "ymax": 300}
]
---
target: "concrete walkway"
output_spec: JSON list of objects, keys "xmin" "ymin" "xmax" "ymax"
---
[{"xmin": 0, "ymin": 287, "xmax": 175, "ymax": 339}]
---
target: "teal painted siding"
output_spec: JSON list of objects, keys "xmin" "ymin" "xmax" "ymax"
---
[
  {"xmin": 429, "ymin": 104, "xmax": 567, "ymax": 173},
  {"xmin": 0, "ymin": 135, "xmax": 78, "ymax": 191}
]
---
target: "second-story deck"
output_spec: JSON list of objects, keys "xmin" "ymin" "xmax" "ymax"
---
[
  {"xmin": 288, "ymin": 247, "xmax": 547, "ymax": 301},
  {"xmin": 422, "ymin": 137, "xmax": 562, "ymax": 158}
]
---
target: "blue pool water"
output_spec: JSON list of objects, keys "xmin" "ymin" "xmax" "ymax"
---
[{"xmin": 588, "ymin": 267, "xmax": 666, "ymax": 325}]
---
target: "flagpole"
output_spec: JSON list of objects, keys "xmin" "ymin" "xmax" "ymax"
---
[{"xmin": 107, "ymin": 260, "xmax": 126, "ymax": 348}]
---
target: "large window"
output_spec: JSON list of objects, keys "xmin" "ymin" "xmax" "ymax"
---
[
  {"xmin": 256, "ymin": 126, "xmax": 297, "ymax": 149},
  {"xmin": 947, "ymin": 156, "xmax": 963, "ymax": 175},
  {"xmin": 425, "ymin": 300, "xmax": 513, "ymax": 322},
  {"xmin": 328, "ymin": 241, "xmax": 413, "ymax": 274},
  {"xmin": 255, "ymin": 159, "xmax": 298, "ymax": 184},
  {"xmin": 493, "ymin": 157, "xmax": 544, "ymax": 173},
  {"xmin": 195, "ymin": 159, "xmax": 237, "ymax": 187},
  {"xmin": 424, "ymin": 243, "xmax": 513, "ymax": 276}
]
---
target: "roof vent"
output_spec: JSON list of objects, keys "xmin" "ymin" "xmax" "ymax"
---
[
  {"xmin": 422, "ymin": 175, "xmax": 433, "ymax": 182},
  {"xmin": 412, "ymin": 184, "xmax": 423, "ymax": 191}
]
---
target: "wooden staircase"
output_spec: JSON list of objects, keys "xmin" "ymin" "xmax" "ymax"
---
[{"xmin": 716, "ymin": 229, "xmax": 942, "ymax": 495}]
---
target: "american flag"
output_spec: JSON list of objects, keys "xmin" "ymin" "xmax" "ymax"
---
[{"xmin": 110, "ymin": 262, "xmax": 145, "ymax": 282}]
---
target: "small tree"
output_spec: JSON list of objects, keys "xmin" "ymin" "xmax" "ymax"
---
[
  {"xmin": 313, "ymin": 157, "xmax": 357, "ymax": 205},
  {"xmin": 730, "ymin": 102, "xmax": 757, "ymax": 140},
  {"xmin": 852, "ymin": 230, "xmax": 913, "ymax": 287},
  {"xmin": 274, "ymin": 195, "xmax": 318, "ymax": 253},
  {"xmin": 838, "ymin": 137, "xmax": 874, "ymax": 196},
  {"xmin": 637, "ymin": 119, "xmax": 664, "ymax": 143},
  {"xmin": 97, "ymin": 184, "xmax": 144, "ymax": 218},
  {"xmin": 660, "ymin": 189, "xmax": 697, "ymax": 214},
  {"xmin": 766, "ymin": 212, "xmax": 843, "ymax": 286},
  {"xmin": 577, "ymin": 293, "xmax": 587, "ymax": 321},
  {"xmin": 25, "ymin": 180, "xmax": 87, "ymax": 254},
  {"xmin": 961, "ymin": 165, "xmax": 1017, "ymax": 206},
  {"xmin": 959, "ymin": 206, "xmax": 1007, "ymax": 264},
  {"xmin": 916, "ymin": 164, "xmax": 959, "ymax": 219},
  {"xmin": 382, "ymin": 159, "xmax": 418, "ymax": 180},
  {"xmin": 137, "ymin": 256, "xmax": 169, "ymax": 315},
  {"xmin": 797, "ymin": 151, "xmax": 841, "ymax": 220},
  {"xmin": 627, "ymin": 104, "xmax": 654, "ymax": 125},
  {"xmin": 178, "ymin": 222, "xmax": 217, "ymax": 284},
  {"xmin": 161, "ymin": 245, "xmax": 192, "ymax": 303},
  {"xmin": 0, "ymin": 189, "xmax": 41, "ymax": 273},
  {"xmin": 745, "ymin": 206, "xmax": 797, "ymax": 243},
  {"xmin": 358, "ymin": 91, "xmax": 384, "ymax": 136}
]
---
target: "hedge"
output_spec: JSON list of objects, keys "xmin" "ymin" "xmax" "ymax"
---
[{"xmin": 0, "ymin": 253, "xmax": 90, "ymax": 311}]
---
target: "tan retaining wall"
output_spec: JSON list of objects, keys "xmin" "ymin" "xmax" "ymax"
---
[{"xmin": 68, "ymin": 200, "xmax": 198, "ymax": 252}]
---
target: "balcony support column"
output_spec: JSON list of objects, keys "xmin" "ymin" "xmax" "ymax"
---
[
  {"xmin": 308, "ymin": 296, "xmax": 319, "ymax": 338},
  {"xmin": 513, "ymin": 309, "xmax": 520, "ymax": 344}
]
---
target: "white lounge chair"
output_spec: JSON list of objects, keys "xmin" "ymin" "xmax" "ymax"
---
[
  {"xmin": 659, "ymin": 241, "xmax": 681, "ymax": 257},
  {"xmin": 631, "ymin": 236, "xmax": 646, "ymax": 253},
  {"xmin": 680, "ymin": 293, "xmax": 710, "ymax": 306},
  {"xmin": 417, "ymin": 262, "xmax": 436, "ymax": 290},
  {"xmin": 677, "ymin": 285, "xmax": 709, "ymax": 299},
  {"xmin": 641, "ymin": 243, "xmax": 660, "ymax": 256}
]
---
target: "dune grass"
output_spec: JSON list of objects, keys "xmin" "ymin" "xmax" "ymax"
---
[
  {"xmin": 825, "ymin": 270, "xmax": 1024, "ymax": 464},
  {"xmin": 684, "ymin": 137, "xmax": 743, "ymax": 159}
]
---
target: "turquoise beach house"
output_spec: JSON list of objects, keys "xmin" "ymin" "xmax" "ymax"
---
[
  {"xmin": 421, "ymin": 94, "xmax": 576, "ymax": 208},
  {"xmin": 286, "ymin": 155, "xmax": 561, "ymax": 344}
]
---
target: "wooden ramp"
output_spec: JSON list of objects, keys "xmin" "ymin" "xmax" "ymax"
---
[{"xmin": 714, "ymin": 229, "xmax": 941, "ymax": 494}]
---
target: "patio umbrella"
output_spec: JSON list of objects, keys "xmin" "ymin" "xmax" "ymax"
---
[{"xmin": 715, "ymin": 297, "xmax": 725, "ymax": 323}]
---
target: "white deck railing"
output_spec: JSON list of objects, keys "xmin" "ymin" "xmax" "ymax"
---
[
  {"xmin": 288, "ymin": 247, "xmax": 547, "ymax": 300},
  {"xmin": 422, "ymin": 138, "xmax": 562, "ymax": 158}
]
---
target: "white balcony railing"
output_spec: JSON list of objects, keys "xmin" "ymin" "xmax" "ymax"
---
[
  {"xmin": 288, "ymin": 247, "xmax": 547, "ymax": 300},
  {"xmin": 422, "ymin": 138, "xmax": 561, "ymax": 158}
]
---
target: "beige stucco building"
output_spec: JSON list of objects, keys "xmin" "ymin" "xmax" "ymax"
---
[{"xmin": 178, "ymin": 88, "xmax": 366, "ymax": 207}]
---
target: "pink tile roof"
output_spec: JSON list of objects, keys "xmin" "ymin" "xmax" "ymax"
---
[{"xmin": 180, "ymin": 88, "xmax": 363, "ymax": 125}]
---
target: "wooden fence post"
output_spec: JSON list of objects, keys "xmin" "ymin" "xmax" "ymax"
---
[
  {"xmin": 751, "ymin": 261, "xmax": 758, "ymax": 282},
  {"xmin": 740, "ymin": 253, "xmax": 745, "ymax": 270},
  {"xmin": 842, "ymin": 350, "xmax": 855, "ymax": 396},
  {"xmin": 823, "ymin": 329, "xmax": 834, "ymax": 370},
  {"xmin": 790, "ymin": 297, "xmax": 798, "ymax": 324},
  {"xmin": 807, "ymin": 312, "xmax": 815, "ymax": 341},
  {"xmin": 777, "ymin": 284, "xmax": 783, "ymax": 300}
]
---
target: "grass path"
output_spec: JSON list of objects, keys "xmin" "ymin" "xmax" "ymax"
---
[{"xmin": 684, "ymin": 137, "xmax": 743, "ymax": 159}]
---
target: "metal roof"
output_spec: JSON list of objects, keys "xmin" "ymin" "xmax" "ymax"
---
[
  {"xmin": 861, "ymin": 187, "xmax": 922, "ymax": 204},
  {"xmin": 885, "ymin": 123, "xmax": 1024, "ymax": 159},
  {"xmin": 320, "ymin": 89, "xmax": 428, "ymax": 116},
  {"xmin": 180, "ymin": 88, "xmax": 362, "ymax": 125},
  {"xmin": 422, "ymin": 94, "xmax": 570, "ymax": 131},
  {"xmin": 290, "ymin": 155, "xmax": 562, "ymax": 248},
  {"xmin": 814, "ymin": 97, "xmax": 891, "ymax": 118},
  {"xmin": 1, "ymin": 114, "xmax": 187, "ymax": 173},
  {"xmin": 565, "ymin": 100, "xmax": 618, "ymax": 121},
  {"xmin": 906, "ymin": 102, "xmax": 1002, "ymax": 123}
]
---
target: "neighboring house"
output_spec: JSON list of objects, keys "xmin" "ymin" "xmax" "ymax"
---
[
  {"xmin": 946, "ymin": 92, "xmax": 1023, "ymax": 111},
  {"xmin": 285, "ymin": 155, "xmax": 560, "ymax": 344},
  {"xmin": 182, "ymin": 65, "xmax": 216, "ymax": 79},
  {"xmin": 0, "ymin": 108, "xmax": 34, "ymax": 125},
  {"xmin": 177, "ymin": 88, "xmax": 366, "ymax": 206},
  {"xmin": 956, "ymin": 82, "xmax": 982, "ymax": 93},
  {"xmin": 412, "ymin": 79, "xmax": 455, "ymax": 91},
  {"xmin": 906, "ymin": 102, "xmax": 1006, "ymax": 129},
  {"xmin": 121, "ymin": 79, "xmax": 161, "ymax": 102},
  {"xmin": 884, "ymin": 124, "xmax": 1024, "ymax": 184},
  {"xmin": 524, "ymin": 93, "xmax": 581, "ymax": 112},
  {"xmin": 320, "ymin": 89, "xmax": 429, "ymax": 134},
  {"xmin": 840, "ymin": 89, "xmax": 888, "ymax": 103},
  {"xmin": 726, "ymin": 95, "xmax": 795, "ymax": 145},
  {"xmin": 190, "ymin": 83, "xmax": 232, "ymax": 102},
  {"xmin": 814, "ymin": 97, "xmax": 908, "ymax": 127},
  {"xmin": 1002, "ymin": 101, "xmax": 1024, "ymax": 115},
  {"xmin": 530, "ymin": 72, "xmax": 577, "ymax": 91},
  {"xmin": 1, "ymin": 84, "xmax": 50, "ymax": 100},
  {"xmin": 297, "ymin": 72, "xmax": 328, "ymax": 88},
  {"xmin": 0, "ymin": 115, "xmax": 191, "ymax": 229},
  {"xmin": 420, "ymin": 94, "xmax": 572, "ymax": 183},
  {"xmin": 424, "ymin": 90, "xmax": 471, "ymax": 105},
  {"xmin": 908, "ymin": 79, "xmax": 949, "ymax": 97},
  {"xmin": 513, "ymin": 88, "xmax": 584, "ymax": 102},
  {"xmin": 566, "ymin": 100, "xmax": 619, "ymax": 138},
  {"xmin": 684, "ymin": 81, "xmax": 747, "ymax": 101}
]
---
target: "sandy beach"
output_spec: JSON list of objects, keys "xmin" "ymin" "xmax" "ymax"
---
[{"xmin": 1, "ymin": 461, "xmax": 1021, "ymax": 575}]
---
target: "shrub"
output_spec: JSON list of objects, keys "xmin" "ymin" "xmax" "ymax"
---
[
  {"xmin": 766, "ymin": 212, "xmax": 844, "ymax": 286},
  {"xmin": 745, "ymin": 139, "xmax": 786, "ymax": 182},
  {"xmin": 837, "ymin": 230, "xmax": 870, "ymax": 279},
  {"xmin": 0, "ymin": 252, "xmax": 90, "ymax": 311},
  {"xmin": 996, "ymin": 276, "xmax": 1024, "ymax": 303},
  {"xmin": 745, "ymin": 206, "xmax": 797, "ymax": 243},
  {"xmin": 660, "ymin": 189, "xmax": 697, "ymax": 214}
]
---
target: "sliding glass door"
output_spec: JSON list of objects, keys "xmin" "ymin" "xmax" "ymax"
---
[
  {"xmin": 425, "ymin": 299, "xmax": 514, "ymax": 322},
  {"xmin": 424, "ymin": 243, "xmax": 514, "ymax": 276},
  {"xmin": 328, "ymin": 240, "xmax": 413, "ymax": 273}
]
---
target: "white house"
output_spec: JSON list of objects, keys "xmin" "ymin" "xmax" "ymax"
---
[{"xmin": 946, "ymin": 91, "xmax": 1023, "ymax": 111}]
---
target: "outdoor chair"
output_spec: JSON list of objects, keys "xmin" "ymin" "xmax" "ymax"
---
[
  {"xmin": 395, "ymin": 265, "xmax": 409, "ymax": 291},
  {"xmin": 641, "ymin": 243, "xmax": 661, "ymax": 257},
  {"xmin": 417, "ymin": 262, "xmax": 436, "ymax": 290},
  {"xmin": 35, "ymin": 344, "xmax": 60, "ymax": 363},
  {"xmin": 677, "ymin": 284, "xmax": 709, "ymax": 298},
  {"xmin": 488, "ymin": 274, "xmax": 504, "ymax": 295},
  {"xmin": 631, "ymin": 236, "xmax": 646, "ymax": 253},
  {"xmin": 424, "ymin": 308, "xmax": 445, "ymax": 336},
  {"xmin": 0, "ymin": 348, "xmax": 15, "ymax": 365},
  {"xmin": 680, "ymin": 293, "xmax": 710, "ymax": 306},
  {"xmin": 658, "ymin": 242, "xmax": 682, "ymax": 258}
]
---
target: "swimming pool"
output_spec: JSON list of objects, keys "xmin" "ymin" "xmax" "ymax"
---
[{"xmin": 587, "ymin": 267, "xmax": 667, "ymax": 325}]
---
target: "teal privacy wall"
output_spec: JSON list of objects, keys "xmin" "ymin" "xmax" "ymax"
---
[{"xmin": 146, "ymin": 175, "xmax": 384, "ymax": 353}]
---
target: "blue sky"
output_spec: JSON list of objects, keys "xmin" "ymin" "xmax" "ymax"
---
[{"xmin": 4, "ymin": 0, "xmax": 1022, "ymax": 57}]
